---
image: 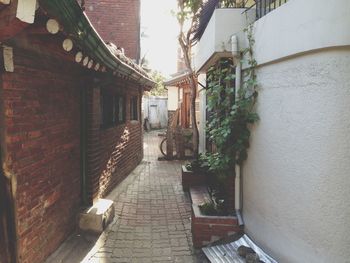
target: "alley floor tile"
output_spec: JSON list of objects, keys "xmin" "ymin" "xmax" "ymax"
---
[{"xmin": 46, "ymin": 130, "xmax": 207, "ymax": 263}]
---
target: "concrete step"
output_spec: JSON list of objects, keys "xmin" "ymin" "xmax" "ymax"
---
[{"xmin": 78, "ymin": 199, "xmax": 114, "ymax": 233}]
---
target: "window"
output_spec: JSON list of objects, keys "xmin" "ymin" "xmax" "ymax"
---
[
  {"xmin": 115, "ymin": 95, "xmax": 125, "ymax": 124},
  {"xmin": 101, "ymin": 90, "xmax": 115, "ymax": 127},
  {"xmin": 130, "ymin": 96, "xmax": 138, "ymax": 121},
  {"xmin": 100, "ymin": 90, "xmax": 126, "ymax": 128}
]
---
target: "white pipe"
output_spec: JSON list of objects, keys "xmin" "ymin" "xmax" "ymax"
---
[
  {"xmin": 231, "ymin": 34, "xmax": 243, "ymax": 214},
  {"xmin": 235, "ymin": 164, "xmax": 241, "ymax": 210},
  {"xmin": 231, "ymin": 35, "xmax": 239, "ymax": 57}
]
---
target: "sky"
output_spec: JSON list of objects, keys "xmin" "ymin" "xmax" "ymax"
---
[{"xmin": 141, "ymin": 0, "xmax": 179, "ymax": 77}]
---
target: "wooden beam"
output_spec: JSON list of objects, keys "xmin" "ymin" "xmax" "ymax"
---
[
  {"xmin": 2, "ymin": 45, "xmax": 14, "ymax": 72},
  {"xmin": 82, "ymin": 56, "xmax": 89, "ymax": 66},
  {"xmin": 16, "ymin": 0, "xmax": 37, "ymax": 24},
  {"xmin": 46, "ymin": 19, "xmax": 59, "ymax": 34},
  {"xmin": 75, "ymin": 51, "xmax": 83, "ymax": 63},
  {"xmin": 87, "ymin": 59, "xmax": 93, "ymax": 69},
  {"xmin": 21, "ymin": 17, "xmax": 48, "ymax": 35},
  {"xmin": 62, "ymin": 38, "xmax": 73, "ymax": 52}
]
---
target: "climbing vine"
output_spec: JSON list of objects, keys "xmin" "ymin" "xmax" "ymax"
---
[{"xmin": 204, "ymin": 25, "xmax": 258, "ymax": 175}]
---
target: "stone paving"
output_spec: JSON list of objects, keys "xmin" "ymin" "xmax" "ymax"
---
[{"xmin": 46, "ymin": 130, "xmax": 207, "ymax": 263}]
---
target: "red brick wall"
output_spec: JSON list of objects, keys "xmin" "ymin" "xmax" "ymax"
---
[
  {"xmin": 86, "ymin": 84, "xmax": 143, "ymax": 201},
  {"xmin": 84, "ymin": 0, "xmax": 141, "ymax": 61},
  {"xmin": 0, "ymin": 48, "xmax": 82, "ymax": 263}
]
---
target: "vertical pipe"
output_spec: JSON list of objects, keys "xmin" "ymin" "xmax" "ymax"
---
[
  {"xmin": 235, "ymin": 164, "xmax": 241, "ymax": 210},
  {"xmin": 231, "ymin": 35, "xmax": 243, "ymax": 224},
  {"xmin": 234, "ymin": 59, "xmax": 242, "ymax": 212}
]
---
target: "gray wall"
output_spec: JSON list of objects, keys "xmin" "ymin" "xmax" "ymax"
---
[{"xmin": 142, "ymin": 96, "xmax": 168, "ymax": 129}]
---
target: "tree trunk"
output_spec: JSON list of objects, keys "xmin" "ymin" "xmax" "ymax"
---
[
  {"xmin": 189, "ymin": 74, "xmax": 199, "ymax": 158},
  {"xmin": 178, "ymin": 36, "xmax": 199, "ymax": 158}
]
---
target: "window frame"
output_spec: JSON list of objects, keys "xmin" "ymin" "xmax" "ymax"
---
[
  {"xmin": 130, "ymin": 96, "xmax": 139, "ymax": 121},
  {"xmin": 100, "ymin": 89, "xmax": 126, "ymax": 129}
]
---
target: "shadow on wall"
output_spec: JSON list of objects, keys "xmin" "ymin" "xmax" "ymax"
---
[{"xmin": 97, "ymin": 125, "xmax": 140, "ymax": 198}]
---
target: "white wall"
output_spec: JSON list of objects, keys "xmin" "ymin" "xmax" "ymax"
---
[
  {"xmin": 242, "ymin": 0, "xmax": 350, "ymax": 262},
  {"xmin": 251, "ymin": 0, "xmax": 350, "ymax": 66},
  {"xmin": 244, "ymin": 48, "xmax": 350, "ymax": 263},
  {"xmin": 167, "ymin": 86, "xmax": 178, "ymax": 111},
  {"xmin": 195, "ymin": 8, "xmax": 255, "ymax": 73}
]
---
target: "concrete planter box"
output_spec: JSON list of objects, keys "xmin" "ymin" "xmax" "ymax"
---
[
  {"xmin": 191, "ymin": 204, "xmax": 242, "ymax": 248},
  {"xmin": 181, "ymin": 165, "xmax": 208, "ymax": 191}
]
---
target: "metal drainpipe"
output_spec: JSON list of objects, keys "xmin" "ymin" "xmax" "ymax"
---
[
  {"xmin": 80, "ymin": 85, "xmax": 88, "ymax": 206},
  {"xmin": 231, "ymin": 35, "xmax": 244, "ymax": 226}
]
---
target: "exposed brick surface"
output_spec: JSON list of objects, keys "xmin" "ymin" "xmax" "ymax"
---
[
  {"xmin": 191, "ymin": 205, "xmax": 241, "ymax": 248},
  {"xmin": 45, "ymin": 131, "xmax": 209, "ymax": 263},
  {"xmin": 86, "ymin": 85, "xmax": 143, "ymax": 202},
  {"xmin": 1, "ymin": 47, "xmax": 83, "ymax": 263},
  {"xmin": 189, "ymin": 185, "xmax": 240, "ymax": 248},
  {"xmin": 84, "ymin": 0, "xmax": 140, "ymax": 60},
  {"xmin": 1, "ymin": 33, "xmax": 145, "ymax": 263},
  {"xmin": 181, "ymin": 166, "xmax": 207, "ymax": 191}
]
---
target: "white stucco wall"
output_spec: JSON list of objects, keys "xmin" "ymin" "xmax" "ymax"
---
[
  {"xmin": 243, "ymin": 47, "xmax": 350, "ymax": 263},
  {"xmin": 241, "ymin": 0, "xmax": 350, "ymax": 260},
  {"xmin": 167, "ymin": 86, "xmax": 179, "ymax": 111},
  {"xmin": 194, "ymin": 2, "xmax": 350, "ymax": 261},
  {"xmin": 251, "ymin": 0, "xmax": 350, "ymax": 66}
]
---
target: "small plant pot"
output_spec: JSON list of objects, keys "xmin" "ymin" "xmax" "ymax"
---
[
  {"xmin": 181, "ymin": 165, "xmax": 207, "ymax": 191},
  {"xmin": 191, "ymin": 204, "xmax": 242, "ymax": 248}
]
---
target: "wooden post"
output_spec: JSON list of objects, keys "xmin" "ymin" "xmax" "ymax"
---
[
  {"xmin": 2, "ymin": 46, "xmax": 14, "ymax": 72},
  {"xmin": 87, "ymin": 59, "xmax": 93, "ymax": 69},
  {"xmin": 75, "ymin": 51, "xmax": 83, "ymax": 63},
  {"xmin": 82, "ymin": 56, "xmax": 89, "ymax": 66},
  {"xmin": 46, "ymin": 19, "xmax": 60, "ymax": 34},
  {"xmin": 62, "ymin": 38, "xmax": 73, "ymax": 52}
]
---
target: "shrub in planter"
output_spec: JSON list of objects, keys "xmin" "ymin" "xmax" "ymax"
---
[
  {"xmin": 191, "ymin": 177, "xmax": 239, "ymax": 248},
  {"xmin": 182, "ymin": 154, "xmax": 210, "ymax": 191}
]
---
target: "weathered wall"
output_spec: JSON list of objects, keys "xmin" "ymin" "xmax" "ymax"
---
[
  {"xmin": 84, "ymin": 0, "xmax": 140, "ymax": 61},
  {"xmin": 241, "ymin": 0, "xmax": 350, "ymax": 260},
  {"xmin": 143, "ymin": 96, "xmax": 168, "ymax": 129},
  {"xmin": 86, "ymin": 84, "xmax": 143, "ymax": 202},
  {"xmin": 0, "ymin": 47, "xmax": 82, "ymax": 263}
]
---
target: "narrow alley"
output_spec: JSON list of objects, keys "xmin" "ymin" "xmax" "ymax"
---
[{"xmin": 46, "ymin": 131, "xmax": 205, "ymax": 263}]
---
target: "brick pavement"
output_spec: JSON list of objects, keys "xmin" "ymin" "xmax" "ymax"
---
[{"xmin": 46, "ymin": 130, "xmax": 207, "ymax": 263}]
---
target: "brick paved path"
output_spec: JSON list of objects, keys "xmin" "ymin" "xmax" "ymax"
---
[{"xmin": 46, "ymin": 130, "xmax": 206, "ymax": 263}]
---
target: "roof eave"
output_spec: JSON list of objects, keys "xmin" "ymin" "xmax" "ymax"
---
[{"xmin": 39, "ymin": 0, "xmax": 156, "ymax": 88}]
